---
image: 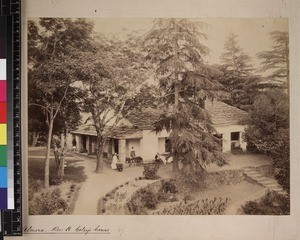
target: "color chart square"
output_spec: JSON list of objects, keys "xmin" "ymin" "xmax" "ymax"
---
[
  {"xmin": 0, "ymin": 167, "xmax": 7, "ymax": 187},
  {"xmin": 0, "ymin": 80, "xmax": 6, "ymax": 101},
  {"xmin": 0, "ymin": 188, "xmax": 7, "ymax": 209},
  {"xmin": 0, "ymin": 102, "xmax": 6, "ymax": 123},
  {"xmin": 0, "ymin": 59, "xmax": 6, "ymax": 80},
  {"xmin": 0, "ymin": 145, "xmax": 6, "ymax": 166},
  {"xmin": 0, "ymin": 124, "xmax": 6, "ymax": 144}
]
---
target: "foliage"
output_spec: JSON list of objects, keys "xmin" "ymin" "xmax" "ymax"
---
[
  {"xmin": 241, "ymin": 191, "xmax": 290, "ymax": 215},
  {"xmin": 217, "ymin": 32, "xmax": 261, "ymax": 111},
  {"xmin": 30, "ymin": 188, "xmax": 68, "ymax": 215},
  {"xmin": 244, "ymin": 90, "xmax": 289, "ymax": 191},
  {"xmin": 128, "ymin": 188, "xmax": 159, "ymax": 214},
  {"xmin": 157, "ymin": 180, "xmax": 178, "ymax": 202},
  {"xmin": 257, "ymin": 31, "xmax": 289, "ymax": 91},
  {"xmin": 79, "ymin": 32, "xmax": 149, "ymax": 173},
  {"xmin": 28, "ymin": 178, "xmax": 43, "ymax": 201},
  {"xmin": 28, "ymin": 18, "xmax": 94, "ymax": 188},
  {"xmin": 144, "ymin": 18, "xmax": 227, "ymax": 178},
  {"xmin": 153, "ymin": 197, "xmax": 230, "ymax": 215},
  {"xmin": 160, "ymin": 179, "xmax": 177, "ymax": 194},
  {"xmin": 143, "ymin": 164, "xmax": 159, "ymax": 180},
  {"xmin": 49, "ymin": 175, "xmax": 63, "ymax": 186}
]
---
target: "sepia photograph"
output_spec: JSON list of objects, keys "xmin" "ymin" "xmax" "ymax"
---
[{"xmin": 27, "ymin": 18, "xmax": 289, "ymax": 216}]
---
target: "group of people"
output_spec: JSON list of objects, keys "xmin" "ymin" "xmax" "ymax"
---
[
  {"xmin": 111, "ymin": 147, "xmax": 172, "ymax": 170},
  {"xmin": 111, "ymin": 147, "xmax": 136, "ymax": 170}
]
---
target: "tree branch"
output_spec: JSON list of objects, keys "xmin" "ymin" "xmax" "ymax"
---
[{"xmin": 29, "ymin": 103, "xmax": 51, "ymax": 114}]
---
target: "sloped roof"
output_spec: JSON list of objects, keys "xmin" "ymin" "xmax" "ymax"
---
[
  {"xmin": 72, "ymin": 123, "xmax": 142, "ymax": 138},
  {"xmin": 205, "ymin": 101, "xmax": 248, "ymax": 126},
  {"xmin": 125, "ymin": 108, "xmax": 160, "ymax": 130},
  {"xmin": 72, "ymin": 124, "xmax": 97, "ymax": 136},
  {"xmin": 72, "ymin": 102, "xmax": 247, "ymax": 137}
]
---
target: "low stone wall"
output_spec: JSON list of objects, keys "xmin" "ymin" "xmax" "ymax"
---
[
  {"xmin": 253, "ymin": 165, "xmax": 274, "ymax": 177},
  {"xmin": 205, "ymin": 169, "xmax": 245, "ymax": 188}
]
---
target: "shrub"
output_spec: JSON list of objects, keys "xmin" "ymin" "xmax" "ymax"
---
[
  {"xmin": 28, "ymin": 178, "xmax": 43, "ymax": 201},
  {"xmin": 153, "ymin": 197, "xmax": 230, "ymax": 215},
  {"xmin": 49, "ymin": 175, "xmax": 63, "ymax": 186},
  {"xmin": 274, "ymin": 164, "xmax": 290, "ymax": 193},
  {"xmin": 143, "ymin": 164, "xmax": 159, "ymax": 180},
  {"xmin": 160, "ymin": 180, "xmax": 177, "ymax": 194},
  {"xmin": 30, "ymin": 188, "xmax": 68, "ymax": 215},
  {"xmin": 128, "ymin": 188, "xmax": 159, "ymax": 214},
  {"xmin": 241, "ymin": 191, "xmax": 290, "ymax": 215}
]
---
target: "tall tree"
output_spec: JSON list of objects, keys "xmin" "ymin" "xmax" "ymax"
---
[
  {"xmin": 53, "ymin": 88, "xmax": 82, "ymax": 177},
  {"xmin": 218, "ymin": 32, "xmax": 260, "ymax": 110},
  {"xmin": 79, "ymin": 33, "xmax": 148, "ymax": 173},
  {"xmin": 28, "ymin": 18, "xmax": 94, "ymax": 188},
  {"xmin": 244, "ymin": 90, "xmax": 289, "ymax": 191},
  {"xmin": 257, "ymin": 31, "xmax": 289, "ymax": 94},
  {"xmin": 144, "ymin": 19, "xmax": 226, "ymax": 179}
]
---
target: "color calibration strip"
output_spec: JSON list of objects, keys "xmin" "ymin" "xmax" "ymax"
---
[
  {"xmin": 1, "ymin": 0, "xmax": 22, "ymax": 235},
  {"xmin": 0, "ymin": 15, "xmax": 8, "ymax": 210}
]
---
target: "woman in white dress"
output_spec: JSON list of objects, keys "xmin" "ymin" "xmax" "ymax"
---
[{"xmin": 111, "ymin": 153, "xmax": 118, "ymax": 170}]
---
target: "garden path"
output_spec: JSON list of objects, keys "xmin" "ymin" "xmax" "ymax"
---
[
  {"xmin": 72, "ymin": 155, "xmax": 145, "ymax": 215},
  {"xmin": 72, "ymin": 153, "xmax": 272, "ymax": 215}
]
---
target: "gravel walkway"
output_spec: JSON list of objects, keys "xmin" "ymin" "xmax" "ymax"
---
[
  {"xmin": 71, "ymin": 153, "xmax": 272, "ymax": 215},
  {"xmin": 72, "ymin": 156, "xmax": 145, "ymax": 215}
]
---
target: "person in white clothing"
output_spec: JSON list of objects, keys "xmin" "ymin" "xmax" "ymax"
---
[{"xmin": 111, "ymin": 153, "xmax": 119, "ymax": 170}]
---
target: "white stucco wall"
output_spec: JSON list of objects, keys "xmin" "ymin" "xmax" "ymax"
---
[
  {"xmin": 214, "ymin": 125, "xmax": 247, "ymax": 152},
  {"xmin": 141, "ymin": 130, "xmax": 169, "ymax": 161},
  {"xmin": 158, "ymin": 137, "xmax": 166, "ymax": 153},
  {"xmin": 66, "ymin": 133, "xmax": 73, "ymax": 149},
  {"xmin": 126, "ymin": 139, "xmax": 141, "ymax": 158}
]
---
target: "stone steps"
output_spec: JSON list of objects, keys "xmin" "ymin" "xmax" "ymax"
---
[{"xmin": 243, "ymin": 167, "xmax": 288, "ymax": 196}]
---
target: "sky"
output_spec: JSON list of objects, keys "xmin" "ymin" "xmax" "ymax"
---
[{"xmin": 91, "ymin": 18, "xmax": 288, "ymax": 68}]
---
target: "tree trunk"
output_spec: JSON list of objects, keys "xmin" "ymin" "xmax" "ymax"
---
[
  {"xmin": 32, "ymin": 131, "xmax": 40, "ymax": 147},
  {"xmin": 172, "ymin": 24, "xmax": 180, "ymax": 173},
  {"xmin": 58, "ymin": 129, "xmax": 68, "ymax": 177},
  {"xmin": 172, "ymin": 152, "xmax": 179, "ymax": 172},
  {"xmin": 44, "ymin": 118, "xmax": 54, "ymax": 189},
  {"xmin": 95, "ymin": 137, "xmax": 105, "ymax": 173}
]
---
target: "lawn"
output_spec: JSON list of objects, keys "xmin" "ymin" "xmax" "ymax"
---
[
  {"xmin": 28, "ymin": 147, "xmax": 75, "ymax": 157},
  {"xmin": 28, "ymin": 154, "xmax": 87, "ymax": 184},
  {"xmin": 28, "ymin": 147, "xmax": 87, "ymax": 215}
]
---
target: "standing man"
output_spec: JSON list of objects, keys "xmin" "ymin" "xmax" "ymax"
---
[{"xmin": 130, "ymin": 147, "xmax": 136, "ymax": 166}]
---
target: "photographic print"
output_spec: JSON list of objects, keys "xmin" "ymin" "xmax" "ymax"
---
[{"xmin": 27, "ymin": 18, "xmax": 289, "ymax": 216}]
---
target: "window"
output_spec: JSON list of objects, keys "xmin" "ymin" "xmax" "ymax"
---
[
  {"xmin": 231, "ymin": 132, "xmax": 240, "ymax": 141},
  {"xmin": 165, "ymin": 138, "xmax": 171, "ymax": 153}
]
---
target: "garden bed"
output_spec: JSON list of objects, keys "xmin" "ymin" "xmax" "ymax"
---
[
  {"xmin": 29, "ymin": 180, "xmax": 81, "ymax": 215},
  {"xmin": 97, "ymin": 177, "xmax": 159, "ymax": 215},
  {"xmin": 97, "ymin": 167, "xmax": 269, "ymax": 215},
  {"xmin": 28, "ymin": 148, "xmax": 87, "ymax": 215}
]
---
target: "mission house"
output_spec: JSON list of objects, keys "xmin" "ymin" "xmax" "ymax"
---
[{"xmin": 68, "ymin": 101, "xmax": 248, "ymax": 162}]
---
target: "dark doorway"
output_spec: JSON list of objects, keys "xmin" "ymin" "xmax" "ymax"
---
[
  {"xmin": 165, "ymin": 138, "xmax": 171, "ymax": 153},
  {"xmin": 88, "ymin": 137, "xmax": 92, "ymax": 154},
  {"xmin": 114, "ymin": 139, "xmax": 119, "ymax": 154},
  {"xmin": 82, "ymin": 136, "xmax": 87, "ymax": 151}
]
